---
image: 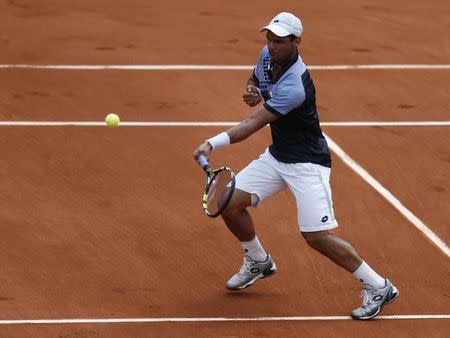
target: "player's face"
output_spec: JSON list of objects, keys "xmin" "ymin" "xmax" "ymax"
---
[{"xmin": 266, "ymin": 30, "xmax": 300, "ymax": 64}]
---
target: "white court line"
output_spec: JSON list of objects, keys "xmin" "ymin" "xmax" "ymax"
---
[
  {"xmin": 0, "ymin": 121, "xmax": 449, "ymax": 127},
  {"xmin": 0, "ymin": 64, "xmax": 450, "ymax": 70},
  {"xmin": 324, "ymin": 133, "xmax": 450, "ymax": 258},
  {"xmin": 0, "ymin": 314, "xmax": 448, "ymax": 325}
]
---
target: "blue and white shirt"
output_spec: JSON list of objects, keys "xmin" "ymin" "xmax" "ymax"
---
[{"xmin": 254, "ymin": 46, "xmax": 331, "ymax": 167}]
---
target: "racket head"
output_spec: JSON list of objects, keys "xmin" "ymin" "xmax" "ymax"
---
[{"xmin": 203, "ymin": 167, "xmax": 236, "ymax": 218}]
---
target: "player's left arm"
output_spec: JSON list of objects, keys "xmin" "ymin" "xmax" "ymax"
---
[
  {"xmin": 193, "ymin": 106, "xmax": 277, "ymax": 159},
  {"xmin": 243, "ymin": 72, "xmax": 262, "ymax": 107}
]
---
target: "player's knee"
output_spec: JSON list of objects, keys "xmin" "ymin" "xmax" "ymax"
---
[
  {"xmin": 221, "ymin": 199, "xmax": 245, "ymax": 218},
  {"xmin": 222, "ymin": 190, "xmax": 251, "ymax": 216}
]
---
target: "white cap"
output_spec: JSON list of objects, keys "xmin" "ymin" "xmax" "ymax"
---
[{"xmin": 260, "ymin": 12, "xmax": 303, "ymax": 37}]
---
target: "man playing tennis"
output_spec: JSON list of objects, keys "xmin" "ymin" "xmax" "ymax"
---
[{"xmin": 193, "ymin": 12, "xmax": 399, "ymax": 320}]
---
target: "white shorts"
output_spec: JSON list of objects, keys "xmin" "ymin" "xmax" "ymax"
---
[{"xmin": 235, "ymin": 148, "xmax": 338, "ymax": 232}]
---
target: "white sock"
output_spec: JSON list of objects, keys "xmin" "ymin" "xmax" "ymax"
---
[
  {"xmin": 241, "ymin": 236, "xmax": 267, "ymax": 262},
  {"xmin": 353, "ymin": 261, "xmax": 386, "ymax": 288}
]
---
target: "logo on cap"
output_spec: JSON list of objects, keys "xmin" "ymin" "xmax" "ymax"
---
[{"xmin": 274, "ymin": 20, "xmax": 279, "ymax": 23}]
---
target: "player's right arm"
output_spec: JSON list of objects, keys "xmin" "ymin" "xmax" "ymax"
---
[{"xmin": 227, "ymin": 104, "xmax": 277, "ymax": 143}]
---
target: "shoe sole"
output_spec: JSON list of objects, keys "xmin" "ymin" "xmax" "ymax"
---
[
  {"xmin": 226, "ymin": 262, "xmax": 277, "ymax": 291},
  {"xmin": 351, "ymin": 285, "xmax": 400, "ymax": 320}
]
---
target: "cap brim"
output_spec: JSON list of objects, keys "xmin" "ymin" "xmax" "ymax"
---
[{"xmin": 259, "ymin": 24, "xmax": 291, "ymax": 37}]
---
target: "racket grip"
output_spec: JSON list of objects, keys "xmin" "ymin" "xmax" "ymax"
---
[{"xmin": 197, "ymin": 154, "xmax": 210, "ymax": 171}]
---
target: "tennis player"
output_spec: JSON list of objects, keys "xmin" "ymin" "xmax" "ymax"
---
[{"xmin": 193, "ymin": 12, "xmax": 399, "ymax": 320}]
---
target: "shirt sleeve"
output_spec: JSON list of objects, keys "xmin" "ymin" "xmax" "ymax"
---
[{"xmin": 264, "ymin": 74, "xmax": 306, "ymax": 116}]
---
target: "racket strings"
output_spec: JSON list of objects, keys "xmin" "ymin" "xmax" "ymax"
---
[{"xmin": 207, "ymin": 169, "xmax": 234, "ymax": 215}]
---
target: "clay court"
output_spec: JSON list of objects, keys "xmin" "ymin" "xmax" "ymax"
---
[{"xmin": 0, "ymin": 0, "xmax": 449, "ymax": 337}]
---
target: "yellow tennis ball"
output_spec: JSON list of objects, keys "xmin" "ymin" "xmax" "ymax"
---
[{"xmin": 105, "ymin": 113, "xmax": 120, "ymax": 128}]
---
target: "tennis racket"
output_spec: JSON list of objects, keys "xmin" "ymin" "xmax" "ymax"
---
[{"xmin": 196, "ymin": 154, "xmax": 236, "ymax": 218}]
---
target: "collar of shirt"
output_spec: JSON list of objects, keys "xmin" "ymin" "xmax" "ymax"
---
[{"xmin": 268, "ymin": 53, "xmax": 299, "ymax": 83}]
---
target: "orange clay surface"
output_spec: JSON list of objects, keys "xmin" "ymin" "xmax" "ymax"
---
[{"xmin": 0, "ymin": 0, "xmax": 449, "ymax": 337}]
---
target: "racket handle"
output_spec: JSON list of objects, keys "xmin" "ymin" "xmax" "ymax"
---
[{"xmin": 197, "ymin": 154, "xmax": 210, "ymax": 172}]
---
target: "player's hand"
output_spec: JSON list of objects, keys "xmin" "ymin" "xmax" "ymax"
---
[
  {"xmin": 242, "ymin": 85, "xmax": 262, "ymax": 107},
  {"xmin": 193, "ymin": 141, "xmax": 212, "ymax": 160}
]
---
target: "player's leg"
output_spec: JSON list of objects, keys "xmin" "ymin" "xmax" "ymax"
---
[
  {"xmin": 284, "ymin": 162, "xmax": 399, "ymax": 320},
  {"xmin": 301, "ymin": 230, "xmax": 399, "ymax": 319},
  {"xmin": 221, "ymin": 149, "xmax": 285, "ymax": 290},
  {"xmin": 301, "ymin": 230, "xmax": 362, "ymax": 272},
  {"xmin": 284, "ymin": 162, "xmax": 362, "ymax": 271},
  {"xmin": 221, "ymin": 188, "xmax": 255, "ymax": 241}
]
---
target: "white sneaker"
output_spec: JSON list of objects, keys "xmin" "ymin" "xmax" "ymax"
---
[
  {"xmin": 225, "ymin": 254, "xmax": 277, "ymax": 291},
  {"xmin": 351, "ymin": 279, "xmax": 400, "ymax": 320}
]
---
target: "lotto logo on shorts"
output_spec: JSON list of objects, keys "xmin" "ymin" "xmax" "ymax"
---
[{"xmin": 321, "ymin": 216, "xmax": 329, "ymax": 223}]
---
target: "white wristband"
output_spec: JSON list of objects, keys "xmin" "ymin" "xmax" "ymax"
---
[{"xmin": 206, "ymin": 132, "xmax": 230, "ymax": 150}]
